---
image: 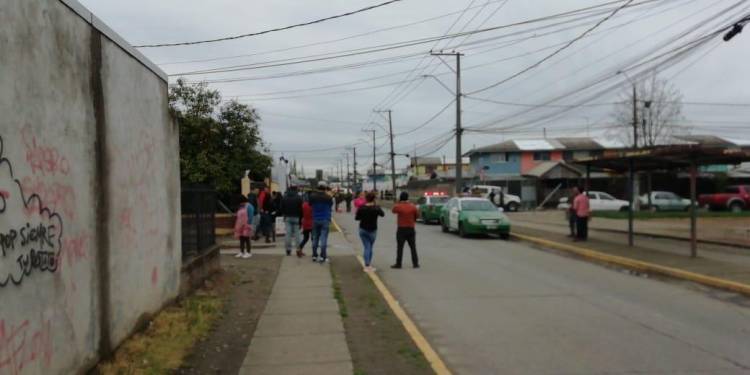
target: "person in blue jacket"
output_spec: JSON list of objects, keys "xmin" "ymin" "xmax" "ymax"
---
[{"xmin": 309, "ymin": 181, "xmax": 334, "ymax": 263}]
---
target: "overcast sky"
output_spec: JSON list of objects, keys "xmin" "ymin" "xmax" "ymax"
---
[{"xmin": 80, "ymin": 0, "xmax": 750, "ymax": 175}]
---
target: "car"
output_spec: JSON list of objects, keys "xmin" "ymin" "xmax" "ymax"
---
[
  {"xmin": 639, "ymin": 191, "xmax": 690, "ymax": 211},
  {"xmin": 698, "ymin": 185, "xmax": 750, "ymax": 212},
  {"xmin": 470, "ymin": 185, "xmax": 522, "ymax": 212},
  {"xmin": 557, "ymin": 191, "xmax": 629, "ymax": 212},
  {"xmin": 439, "ymin": 197, "xmax": 511, "ymax": 239},
  {"xmin": 417, "ymin": 192, "xmax": 451, "ymax": 223}
]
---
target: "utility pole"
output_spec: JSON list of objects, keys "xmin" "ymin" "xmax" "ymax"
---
[
  {"xmin": 345, "ymin": 152, "xmax": 350, "ymax": 191},
  {"xmin": 632, "ymin": 83, "xmax": 638, "ymax": 149},
  {"xmin": 431, "ymin": 51, "xmax": 463, "ymax": 194},
  {"xmin": 364, "ymin": 129, "xmax": 377, "ymax": 191},
  {"xmin": 353, "ymin": 147, "xmax": 358, "ymax": 191},
  {"xmin": 377, "ymin": 110, "xmax": 398, "ymax": 201}
]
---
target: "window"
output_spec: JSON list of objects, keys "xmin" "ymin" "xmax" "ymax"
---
[
  {"xmin": 599, "ymin": 193, "xmax": 615, "ymax": 200},
  {"xmin": 725, "ymin": 187, "xmax": 740, "ymax": 194},
  {"xmin": 491, "ymin": 153, "xmax": 507, "ymax": 162},
  {"xmin": 461, "ymin": 200, "xmax": 497, "ymax": 211},
  {"xmin": 563, "ymin": 151, "xmax": 575, "ymax": 161},
  {"xmin": 533, "ymin": 151, "xmax": 551, "ymax": 161},
  {"xmin": 590, "ymin": 150, "xmax": 604, "ymax": 158}
]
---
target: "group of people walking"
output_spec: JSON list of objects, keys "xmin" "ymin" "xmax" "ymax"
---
[
  {"xmin": 566, "ymin": 186, "xmax": 591, "ymax": 241},
  {"xmin": 233, "ymin": 181, "xmax": 421, "ymax": 272}
]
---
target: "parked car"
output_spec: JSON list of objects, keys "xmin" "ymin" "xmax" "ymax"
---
[
  {"xmin": 470, "ymin": 185, "xmax": 521, "ymax": 212},
  {"xmin": 639, "ymin": 191, "xmax": 691, "ymax": 211},
  {"xmin": 416, "ymin": 192, "xmax": 450, "ymax": 223},
  {"xmin": 557, "ymin": 191, "xmax": 629, "ymax": 212},
  {"xmin": 439, "ymin": 197, "xmax": 511, "ymax": 239},
  {"xmin": 698, "ymin": 185, "xmax": 750, "ymax": 212}
]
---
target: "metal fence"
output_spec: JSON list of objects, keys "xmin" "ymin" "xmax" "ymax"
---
[{"xmin": 182, "ymin": 187, "xmax": 216, "ymax": 260}]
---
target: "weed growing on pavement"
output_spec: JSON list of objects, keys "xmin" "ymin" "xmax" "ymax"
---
[
  {"xmin": 97, "ymin": 277, "xmax": 224, "ymax": 374},
  {"xmin": 331, "ymin": 266, "xmax": 349, "ymax": 318}
]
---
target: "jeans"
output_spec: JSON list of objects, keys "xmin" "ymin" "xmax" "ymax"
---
[
  {"xmin": 576, "ymin": 215, "xmax": 588, "ymax": 240},
  {"xmin": 311, "ymin": 220, "xmax": 330, "ymax": 259},
  {"xmin": 239, "ymin": 236, "xmax": 251, "ymax": 254},
  {"xmin": 285, "ymin": 217, "xmax": 301, "ymax": 253},
  {"xmin": 568, "ymin": 211, "xmax": 577, "ymax": 237},
  {"xmin": 359, "ymin": 229, "xmax": 377, "ymax": 266},
  {"xmin": 260, "ymin": 213, "xmax": 273, "ymax": 239},
  {"xmin": 299, "ymin": 229, "xmax": 311, "ymax": 250},
  {"xmin": 396, "ymin": 227, "xmax": 419, "ymax": 267}
]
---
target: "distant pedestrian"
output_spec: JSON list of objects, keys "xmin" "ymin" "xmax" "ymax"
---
[
  {"xmin": 248, "ymin": 188, "xmax": 260, "ymax": 240},
  {"xmin": 345, "ymin": 191, "xmax": 353, "ymax": 213},
  {"xmin": 355, "ymin": 192, "xmax": 385, "ymax": 272},
  {"xmin": 234, "ymin": 196, "xmax": 253, "ymax": 259},
  {"xmin": 489, "ymin": 190, "xmax": 497, "ymax": 207},
  {"xmin": 573, "ymin": 187, "xmax": 590, "ymax": 241},
  {"xmin": 566, "ymin": 187, "xmax": 578, "ymax": 238},
  {"xmin": 391, "ymin": 192, "xmax": 420, "ymax": 269},
  {"xmin": 298, "ymin": 197, "xmax": 313, "ymax": 257},
  {"xmin": 280, "ymin": 186, "xmax": 303, "ymax": 256},
  {"xmin": 259, "ymin": 187, "xmax": 275, "ymax": 243},
  {"xmin": 310, "ymin": 181, "xmax": 334, "ymax": 263},
  {"xmin": 353, "ymin": 192, "xmax": 366, "ymax": 212}
]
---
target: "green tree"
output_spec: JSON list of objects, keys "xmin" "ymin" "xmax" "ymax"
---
[{"xmin": 170, "ymin": 78, "xmax": 272, "ymax": 194}]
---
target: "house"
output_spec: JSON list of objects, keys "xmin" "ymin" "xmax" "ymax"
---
[{"xmin": 464, "ymin": 135, "xmax": 750, "ymax": 207}]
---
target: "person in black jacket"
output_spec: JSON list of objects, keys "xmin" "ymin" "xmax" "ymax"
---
[
  {"xmin": 280, "ymin": 186, "xmax": 304, "ymax": 256},
  {"xmin": 260, "ymin": 189, "xmax": 276, "ymax": 243},
  {"xmin": 355, "ymin": 192, "xmax": 385, "ymax": 272}
]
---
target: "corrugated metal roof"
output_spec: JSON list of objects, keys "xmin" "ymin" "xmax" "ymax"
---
[{"xmin": 556, "ymin": 137, "xmax": 604, "ymax": 150}]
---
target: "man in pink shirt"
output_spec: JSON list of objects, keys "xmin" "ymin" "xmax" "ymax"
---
[{"xmin": 572, "ymin": 187, "xmax": 590, "ymax": 241}]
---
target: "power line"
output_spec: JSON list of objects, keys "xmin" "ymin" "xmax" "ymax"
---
[
  {"xmin": 467, "ymin": 0, "xmax": 636, "ymax": 96},
  {"xmin": 134, "ymin": 0, "xmax": 405, "ymax": 48},
  {"xmin": 157, "ymin": 0, "xmax": 508, "ymax": 66}
]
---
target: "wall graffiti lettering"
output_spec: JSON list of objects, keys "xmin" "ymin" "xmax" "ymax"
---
[
  {"xmin": 21, "ymin": 125, "xmax": 71, "ymax": 177},
  {"xmin": 0, "ymin": 319, "xmax": 53, "ymax": 375},
  {"xmin": 0, "ymin": 134, "xmax": 64, "ymax": 287}
]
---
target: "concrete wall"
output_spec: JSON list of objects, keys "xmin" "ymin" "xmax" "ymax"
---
[{"xmin": 0, "ymin": 1, "xmax": 180, "ymax": 374}]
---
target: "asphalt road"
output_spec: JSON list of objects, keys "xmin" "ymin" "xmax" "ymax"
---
[{"xmin": 334, "ymin": 211, "xmax": 750, "ymax": 375}]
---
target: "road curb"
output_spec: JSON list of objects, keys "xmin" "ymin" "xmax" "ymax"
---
[
  {"xmin": 511, "ymin": 232, "xmax": 750, "ymax": 297},
  {"xmin": 332, "ymin": 219, "xmax": 452, "ymax": 375}
]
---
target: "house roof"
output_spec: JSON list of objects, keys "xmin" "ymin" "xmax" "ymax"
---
[
  {"xmin": 411, "ymin": 157, "xmax": 442, "ymax": 165},
  {"xmin": 465, "ymin": 135, "xmax": 750, "ymax": 157},
  {"xmin": 464, "ymin": 137, "xmax": 621, "ymax": 156},
  {"xmin": 522, "ymin": 161, "xmax": 583, "ymax": 179}
]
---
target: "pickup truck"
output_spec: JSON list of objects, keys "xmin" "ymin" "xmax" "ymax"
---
[{"xmin": 698, "ymin": 185, "xmax": 750, "ymax": 212}]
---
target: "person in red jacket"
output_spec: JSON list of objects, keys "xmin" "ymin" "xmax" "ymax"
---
[
  {"xmin": 297, "ymin": 197, "xmax": 314, "ymax": 257},
  {"xmin": 391, "ymin": 191, "xmax": 420, "ymax": 269}
]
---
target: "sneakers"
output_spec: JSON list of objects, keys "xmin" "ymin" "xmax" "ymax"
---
[
  {"xmin": 364, "ymin": 266, "xmax": 376, "ymax": 272},
  {"xmin": 312, "ymin": 256, "xmax": 318, "ymax": 262},
  {"xmin": 390, "ymin": 264, "xmax": 402, "ymax": 269},
  {"xmin": 286, "ymin": 251, "xmax": 292, "ymax": 256},
  {"xmin": 235, "ymin": 252, "xmax": 244, "ymax": 258},
  {"xmin": 318, "ymin": 257, "xmax": 329, "ymax": 264},
  {"xmin": 242, "ymin": 253, "xmax": 253, "ymax": 259}
]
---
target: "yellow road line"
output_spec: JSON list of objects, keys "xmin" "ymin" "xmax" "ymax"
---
[
  {"xmin": 512, "ymin": 232, "xmax": 750, "ymax": 297},
  {"xmin": 332, "ymin": 218, "xmax": 452, "ymax": 375}
]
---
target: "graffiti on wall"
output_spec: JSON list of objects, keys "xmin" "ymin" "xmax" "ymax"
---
[
  {"xmin": 0, "ymin": 318, "xmax": 53, "ymax": 375},
  {"xmin": 0, "ymin": 135, "xmax": 64, "ymax": 287}
]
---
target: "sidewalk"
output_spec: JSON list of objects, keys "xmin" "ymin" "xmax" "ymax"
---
[
  {"xmin": 511, "ymin": 220, "xmax": 750, "ymax": 288},
  {"xmin": 510, "ymin": 211, "xmax": 750, "ymax": 248},
  {"xmin": 238, "ymin": 233, "xmax": 354, "ymax": 375}
]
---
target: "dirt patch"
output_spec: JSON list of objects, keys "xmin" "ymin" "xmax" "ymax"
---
[
  {"xmin": 178, "ymin": 254, "xmax": 282, "ymax": 374},
  {"xmin": 331, "ymin": 256, "xmax": 434, "ymax": 375}
]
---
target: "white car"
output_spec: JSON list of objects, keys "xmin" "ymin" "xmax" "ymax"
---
[
  {"xmin": 470, "ymin": 185, "xmax": 522, "ymax": 212},
  {"xmin": 639, "ymin": 191, "xmax": 690, "ymax": 211},
  {"xmin": 557, "ymin": 191, "xmax": 629, "ymax": 212}
]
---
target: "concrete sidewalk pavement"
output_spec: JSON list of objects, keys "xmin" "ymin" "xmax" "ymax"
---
[{"xmin": 238, "ymin": 231, "xmax": 355, "ymax": 375}]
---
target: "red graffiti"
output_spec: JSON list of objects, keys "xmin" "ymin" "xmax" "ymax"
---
[
  {"xmin": 0, "ymin": 190, "xmax": 8, "ymax": 199},
  {"xmin": 21, "ymin": 176, "xmax": 76, "ymax": 220},
  {"xmin": 0, "ymin": 319, "xmax": 53, "ymax": 375},
  {"xmin": 60, "ymin": 234, "xmax": 89, "ymax": 270},
  {"xmin": 21, "ymin": 126, "xmax": 70, "ymax": 177},
  {"xmin": 151, "ymin": 267, "xmax": 158, "ymax": 286}
]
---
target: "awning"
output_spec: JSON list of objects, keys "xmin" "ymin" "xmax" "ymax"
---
[{"xmin": 522, "ymin": 161, "xmax": 583, "ymax": 179}]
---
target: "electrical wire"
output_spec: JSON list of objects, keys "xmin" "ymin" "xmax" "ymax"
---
[
  {"xmin": 467, "ymin": 0, "xmax": 636, "ymax": 96},
  {"xmin": 134, "ymin": 0, "xmax": 404, "ymax": 48}
]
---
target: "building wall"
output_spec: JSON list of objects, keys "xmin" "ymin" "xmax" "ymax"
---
[
  {"xmin": 0, "ymin": 1, "xmax": 180, "ymax": 373},
  {"xmin": 470, "ymin": 153, "xmax": 522, "ymax": 177}
]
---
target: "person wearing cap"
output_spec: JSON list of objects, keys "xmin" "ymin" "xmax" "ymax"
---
[
  {"xmin": 309, "ymin": 181, "xmax": 334, "ymax": 263},
  {"xmin": 391, "ymin": 191, "xmax": 420, "ymax": 269}
]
